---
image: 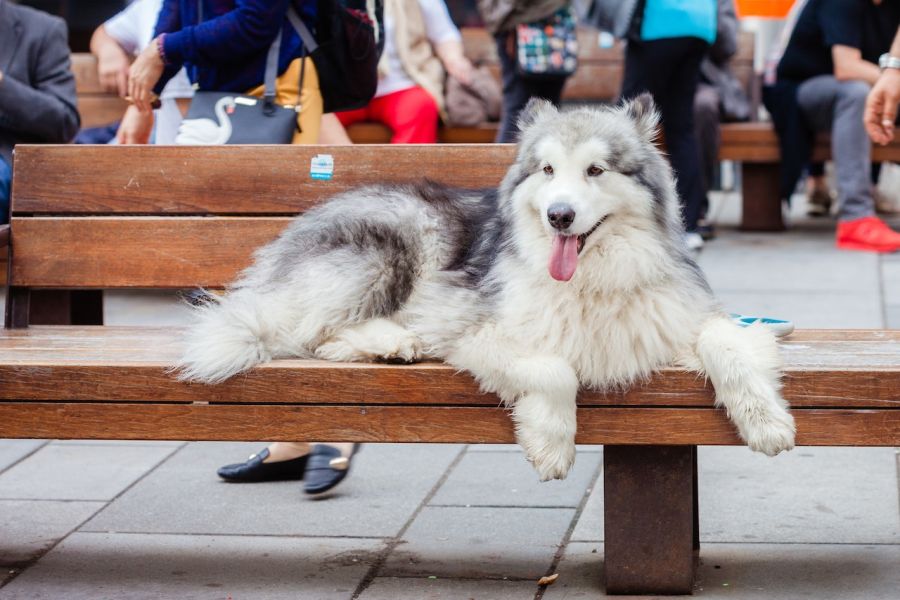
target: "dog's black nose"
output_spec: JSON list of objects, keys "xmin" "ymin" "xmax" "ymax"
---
[{"xmin": 547, "ymin": 203, "xmax": 576, "ymax": 230}]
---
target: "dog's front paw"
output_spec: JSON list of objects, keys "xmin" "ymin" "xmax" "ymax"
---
[
  {"xmin": 744, "ymin": 408, "xmax": 796, "ymax": 456},
  {"xmin": 520, "ymin": 436, "xmax": 576, "ymax": 481}
]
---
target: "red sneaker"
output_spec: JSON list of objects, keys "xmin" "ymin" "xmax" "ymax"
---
[{"xmin": 836, "ymin": 216, "xmax": 900, "ymax": 253}]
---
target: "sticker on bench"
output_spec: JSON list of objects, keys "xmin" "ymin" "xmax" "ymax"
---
[{"xmin": 310, "ymin": 154, "xmax": 334, "ymax": 181}]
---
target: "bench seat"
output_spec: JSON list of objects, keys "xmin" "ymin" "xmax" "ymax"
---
[{"xmin": 1, "ymin": 326, "xmax": 897, "ymax": 445}]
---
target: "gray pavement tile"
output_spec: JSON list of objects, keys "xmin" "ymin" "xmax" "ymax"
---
[
  {"xmin": 699, "ymin": 447, "xmax": 900, "ymax": 544},
  {"xmin": 0, "ymin": 443, "xmax": 179, "ymax": 501},
  {"xmin": 103, "ymin": 290, "xmax": 193, "ymax": 326},
  {"xmin": 885, "ymin": 305, "xmax": 900, "ymax": 329},
  {"xmin": 713, "ymin": 290, "xmax": 883, "ymax": 328},
  {"xmin": 0, "ymin": 500, "xmax": 103, "ymax": 566},
  {"xmin": 881, "ymin": 258, "xmax": 900, "ymax": 304},
  {"xmin": 541, "ymin": 542, "xmax": 900, "ymax": 600},
  {"xmin": 358, "ymin": 576, "xmax": 539, "ymax": 600},
  {"xmin": 83, "ymin": 442, "xmax": 463, "ymax": 538},
  {"xmin": 382, "ymin": 506, "xmax": 574, "ymax": 580},
  {"xmin": 569, "ymin": 482, "xmax": 603, "ymax": 543},
  {"xmin": 0, "ymin": 532, "xmax": 382, "ymax": 600},
  {"xmin": 429, "ymin": 449, "xmax": 600, "ymax": 508},
  {"xmin": 0, "ymin": 441, "xmax": 46, "ymax": 473},
  {"xmin": 697, "ymin": 236, "xmax": 880, "ymax": 295},
  {"xmin": 539, "ymin": 542, "xmax": 604, "ymax": 600},
  {"xmin": 693, "ymin": 543, "xmax": 900, "ymax": 599}
]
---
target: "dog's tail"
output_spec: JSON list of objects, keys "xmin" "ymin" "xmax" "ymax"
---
[{"xmin": 174, "ymin": 291, "xmax": 276, "ymax": 384}]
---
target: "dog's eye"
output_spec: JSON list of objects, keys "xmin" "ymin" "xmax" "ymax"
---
[
  {"xmin": 587, "ymin": 165, "xmax": 604, "ymax": 177},
  {"xmin": 543, "ymin": 164, "xmax": 554, "ymax": 176}
]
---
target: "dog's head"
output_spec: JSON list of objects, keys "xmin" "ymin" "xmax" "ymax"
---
[{"xmin": 501, "ymin": 94, "xmax": 683, "ymax": 282}]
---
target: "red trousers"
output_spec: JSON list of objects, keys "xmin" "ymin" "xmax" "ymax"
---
[{"xmin": 336, "ymin": 86, "xmax": 439, "ymax": 144}]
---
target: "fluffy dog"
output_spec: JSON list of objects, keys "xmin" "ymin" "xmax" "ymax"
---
[{"xmin": 177, "ymin": 95, "xmax": 795, "ymax": 480}]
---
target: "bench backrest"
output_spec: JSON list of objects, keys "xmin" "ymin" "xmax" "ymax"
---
[{"xmin": 8, "ymin": 144, "xmax": 515, "ymax": 291}]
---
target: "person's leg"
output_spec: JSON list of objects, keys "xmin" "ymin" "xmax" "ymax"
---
[
  {"xmin": 334, "ymin": 106, "xmax": 370, "ymax": 129},
  {"xmin": 797, "ymin": 76, "xmax": 873, "ymax": 220},
  {"xmin": 693, "ymin": 84, "xmax": 720, "ymax": 199},
  {"xmin": 798, "ymin": 75, "xmax": 900, "ymax": 251},
  {"xmin": 494, "ymin": 32, "xmax": 567, "ymax": 143},
  {"xmin": 0, "ymin": 156, "xmax": 10, "ymax": 225},
  {"xmin": 638, "ymin": 38, "xmax": 708, "ymax": 235},
  {"xmin": 372, "ymin": 87, "xmax": 439, "ymax": 144}
]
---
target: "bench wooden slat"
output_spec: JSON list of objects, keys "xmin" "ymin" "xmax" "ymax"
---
[
  {"xmin": 720, "ymin": 124, "xmax": 900, "ymax": 162},
  {"xmin": 0, "ymin": 327, "xmax": 896, "ymax": 410},
  {"xmin": 0, "ymin": 402, "xmax": 895, "ymax": 445},
  {"xmin": 12, "ymin": 145, "xmax": 514, "ymax": 215},
  {"xmin": 10, "ymin": 216, "xmax": 291, "ymax": 288}
]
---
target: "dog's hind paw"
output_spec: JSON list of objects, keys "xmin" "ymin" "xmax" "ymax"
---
[{"xmin": 744, "ymin": 409, "xmax": 796, "ymax": 456}]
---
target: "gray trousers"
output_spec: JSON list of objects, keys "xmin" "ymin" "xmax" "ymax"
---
[{"xmin": 796, "ymin": 75, "xmax": 873, "ymax": 221}]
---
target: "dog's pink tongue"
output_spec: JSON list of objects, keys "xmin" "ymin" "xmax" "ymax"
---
[{"xmin": 549, "ymin": 235, "xmax": 579, "ymax": 281}]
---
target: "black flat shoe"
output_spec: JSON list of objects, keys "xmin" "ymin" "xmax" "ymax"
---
[
  {"xmin": 217, "ymin": 448, "xmax": 309, "ymax": 482},
  {"xmin": 303, "ymin": 444, "xmax": 359, "ymax": 495}
]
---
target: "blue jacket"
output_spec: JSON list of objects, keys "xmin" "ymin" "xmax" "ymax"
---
[{"xmin": 153, "ymin": 0, "xmax": 316, "ymax": 94}]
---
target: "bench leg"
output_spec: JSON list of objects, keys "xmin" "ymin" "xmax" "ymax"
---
[
  {"xmin": 604, "ymin": 445, "xmax": 698, "ymax": 595},
  {"xmin": 740, "ymin": 163, "xmax": 785, "ymax": 231}
]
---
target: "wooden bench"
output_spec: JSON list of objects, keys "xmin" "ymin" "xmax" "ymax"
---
[{"xmin": 3, "ymin": 143, "xmax": 898, "ymax": 594}]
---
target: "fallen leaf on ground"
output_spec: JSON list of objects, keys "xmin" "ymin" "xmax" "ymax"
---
[{"xmin": 538, "ymin": 573, "xmax": 559, "ymax": 586}]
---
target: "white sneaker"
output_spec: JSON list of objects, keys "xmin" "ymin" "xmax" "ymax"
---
[{"xmin": 684, "ymin": 232, "xmax": 704, "ymax": 251}]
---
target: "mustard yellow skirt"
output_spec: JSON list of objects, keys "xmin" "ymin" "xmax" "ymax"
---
[{"xmin": 246, "ymin": 57, "xmax": 322, "ymax": 144}]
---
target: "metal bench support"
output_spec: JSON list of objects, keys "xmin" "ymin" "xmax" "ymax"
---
[{"xmin": 604, "ymin": 445, "xmax": 698, "ymax": 595}]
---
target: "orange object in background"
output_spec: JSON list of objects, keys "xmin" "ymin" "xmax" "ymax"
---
[{"xmin": 736, "ymin": 0, "xmax": 794, "ymax": 18}]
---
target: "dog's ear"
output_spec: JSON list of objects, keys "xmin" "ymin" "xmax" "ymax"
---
[
  {"xmin": 620, "ymin": 93, "xmax": 661, "ymax": 142},
  {"xmin": 517, "ymin": 98, "xmax": 557, "ymax": 132}
]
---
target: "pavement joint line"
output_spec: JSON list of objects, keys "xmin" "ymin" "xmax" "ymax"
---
[
  {"xmin": 0, "ymin": 441, "xmax": 187, "ymax": 590},
  {"xmin": 350, "ymin": 443, "xmax": 469, "ymax": 600},
  {"xmin": 534, "ymin": 457, "xmax": 604, "ymax": 600},
  {"xmin": 74, "ymin": 530, "xmax": 391, "ymax": 541},
  {"xmin": 0, "ymin": 498, "xmax": 108, "ymax": 504},
  {"xmin": 0, "ymin": 440, "xmax": 51, "ymax": 478},
  {"xmin": 426, "ymin": 504, "xmax": 581, "ymax": 510},
  {"xmin": 697, "ymin": 541, "xmax": 900, "ymax": 546}
]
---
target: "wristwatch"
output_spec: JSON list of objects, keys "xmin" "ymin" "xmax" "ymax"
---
[{"xmin": 879, "ymin": 53, "xmax": 900, "ymax": 71}]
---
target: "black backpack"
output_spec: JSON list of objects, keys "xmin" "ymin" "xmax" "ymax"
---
[{"xmin": 290, "ymin": 0, "xmax": 385, "ymax": 114}]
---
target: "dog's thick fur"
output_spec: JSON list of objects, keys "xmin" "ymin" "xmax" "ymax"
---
[{"xmin": 177, "ymin": 96, "xmax": 795, "ymax": 480}]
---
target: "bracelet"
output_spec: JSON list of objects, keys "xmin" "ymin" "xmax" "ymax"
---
[{"xmin": 156, "ymin": 34, "xmax": 169, "ymax": 65}]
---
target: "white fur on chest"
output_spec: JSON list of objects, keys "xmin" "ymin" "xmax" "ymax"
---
[{"xmin": 495, "ymin": 256, "xmax": 702, "ymax": 389}]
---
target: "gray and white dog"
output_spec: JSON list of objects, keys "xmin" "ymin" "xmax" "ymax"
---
[{"xmin": 178, "ymin": 95, "xmax": 795, "ymax": 480}]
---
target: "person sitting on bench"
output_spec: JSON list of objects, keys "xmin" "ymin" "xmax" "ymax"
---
[
  {"xmin": 765, "ymin": 0, "xmax": 900, "ymax": 253},
  {"xmin": 0, "ymin": 0, "xmax": 79, "ymax": 224}
]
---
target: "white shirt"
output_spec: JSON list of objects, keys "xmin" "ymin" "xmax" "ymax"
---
[
  {"xmin": 376, "ymin": 0, "xmax": 462, "ymax": 98},
  {"xmin": 104, "ymin": 0, "xmax": 194, "ymax": 144}
]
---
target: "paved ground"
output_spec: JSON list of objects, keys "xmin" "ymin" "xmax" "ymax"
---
[{"xmin": 1, "ymin": 192, "xmax": 898, "ymax": 599}]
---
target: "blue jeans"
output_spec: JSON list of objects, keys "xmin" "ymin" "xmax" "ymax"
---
[{"xmin": 0, "ymin": 156, "xmax": 10, "ymax": 225}]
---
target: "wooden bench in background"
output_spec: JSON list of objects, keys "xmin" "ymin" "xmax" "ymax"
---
[{"xmin": 3, "ymin": 144, "xmax": 898, "ymax": 595}]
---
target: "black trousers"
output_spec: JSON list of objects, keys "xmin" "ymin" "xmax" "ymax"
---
[
  {"xmin": 494, "ymin": 32, "xmax": 569, "ymax": 143},
  {"xmin": 622, "ymin": 37, "xmax": 709, "ymax": 232}
]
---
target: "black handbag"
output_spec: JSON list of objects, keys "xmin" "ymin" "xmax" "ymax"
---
[
  {"xmin": 175, "ymin": 7, "xmax": 308, "ymax": 145},
  {"xmin": 290, "ymin": 0, "xmax": 384, "ymax": 113}
]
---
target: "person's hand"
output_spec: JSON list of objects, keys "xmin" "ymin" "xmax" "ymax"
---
[
  {"xmin": 116, "ymin": 104, "xmax": 154, "ymax": 144},
  {"xmin": 444, "ymin": 56, "xmax": 475, "ymax": 86},
  {"xmin": 128, "ymin": 38, "xmax": 164, "ymax": 113},
  {"xmin": 97, "ymin": 46, "xmax": 131, "ymax": 97},
  {"xmin": 864, "ymin": 69, "xmax": 900, "ymax": 145}
]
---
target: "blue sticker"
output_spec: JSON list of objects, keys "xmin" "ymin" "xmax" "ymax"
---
[{"xmin": 310, "ymin": 154, "xmax": 334, "ymax": 180}]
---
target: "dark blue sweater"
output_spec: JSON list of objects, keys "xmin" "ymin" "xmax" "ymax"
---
[{"xmin": 153, "ymin": 0, "xmax": 316, "ymax": 94}]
